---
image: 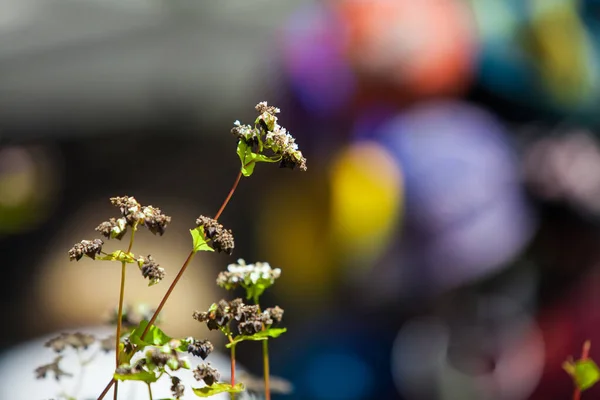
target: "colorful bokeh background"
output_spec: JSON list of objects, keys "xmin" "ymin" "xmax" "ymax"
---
[{"xmin": 2, "ymin": 0, "xmax": 600, "ymax": 399}]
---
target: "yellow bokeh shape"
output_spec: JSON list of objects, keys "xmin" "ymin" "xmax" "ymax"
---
[{"xmin": 328, "ymin": 141, "xmax": 404, "ymax": 270}]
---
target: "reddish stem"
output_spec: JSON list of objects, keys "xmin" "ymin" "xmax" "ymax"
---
[
  {"xmin": 215, "ymin": 171, "xmax": 242, "ymax": 221},
  {"xmin": 573, "ymin": 341, "xmax": 591, "ymax": 400},
  {"xmin": 97, "ymin": 379, "xmax": 114, "ymax": 400}
]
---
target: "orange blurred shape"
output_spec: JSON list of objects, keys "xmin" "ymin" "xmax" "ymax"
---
[{"xmin": 335, "ymin": 0, "xmax": 477, "ymax": 99}]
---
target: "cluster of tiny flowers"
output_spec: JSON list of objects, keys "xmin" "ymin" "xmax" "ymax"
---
[
  {"xmin": 95, "ymin": 196, "xmax": 171, "ymax": 240},
  {"xmin": 193, "ymin": 298, "xmax": 283, "ymax": 336},
  {"xmin": 45, "ymin": 332, "xmax": 96, "ymax": 352},
  {"xmin": 99, "ymin": 335, "xmax": 115, "ymax": 353},
  {"xmin": 170, "ymin": 376, "xmax": 185, "ymax": 399},
  {"xmin": 217, "ymin": 259, "xmax": 281, "ymax": 291},
  {"xmin": 35, "ymin": 356, "xmax": 72, "ymax": 381},
  {"xmin": 196, "ymin": 215, "xmax": 235, "ymax": 255},
  {"xmin": 193, "ymin": 299, "xmax": 233, "ymax": 331},
  {"xmin": 193, "ymin": 363, "xmax": 220, "ymax": 386},
  {"xmin": 115, "ymin": 359, "xmax": 146, "ymax": 376},
  {"xmin": 187, "ymin": 338, "xmax": 214, "ymax": 360},
  {"xmin": 231, "ymin": 102, "xmax": 307, "ymax": 171},
  {"xmin": 137, "ymin": 255, "xmax": 165, "ymax": 285},
  {"xmin": 146, "ymin": 346, "xmax": 186, "ymax": 370},
  {"xmin": 68, "ymin": 239, "xmax": 104, "ymax": 261}
]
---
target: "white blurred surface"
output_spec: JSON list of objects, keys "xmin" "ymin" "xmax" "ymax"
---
[{"xmin": 0, "ymin": 325, "xmax": 251, "ymax": 399}]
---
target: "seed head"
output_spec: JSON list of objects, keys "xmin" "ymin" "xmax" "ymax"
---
[
  {"xmin": 147, "ymin": 347, "xmax": 171, "ymax": 368},
  {"xmin": 142, "ymin": 206, "xmax": 171, "ymax": 236},
  {"xmin": 193, "ymin": 363, "xmax": 220, "ymax": 386},
  {"xmin": 255, "ymin": 101, "xmax": 280, "ymax": 116},
  {"xmin": 109, "ymin": 303, "xmax": 158, "ymax": 328},
  {"xmin": 171, "ymin": 376, "xmax": 185, "ymax": 399},
  {"xmin": 110, "ymin": 196, "xmax": 143, "ymax": 226},
  {"xmin": 265, "ymin": 306, "xmax": 284, "ymax": 324},
  {"xmin": 68, "ymin": 239, "xmax": 104, "ymax": 261},
  {"xmin": 34, "ymin": 356, "xmax": 72, "ymax": 381},
  {"xmin": 187, "ymin": 339, "xmax": 214, "ymax": 360},
  {"xmin": 99, "ymin": 335, "xmax": 115, "ymax": 353},
  {"xmin": 45, "ymin": 332, "xmax": 96, "ymax": 353},
  {"xmin": 138, "ymin": 255, "xmax": 165, "ymax": 286},
  {"xmin": 195, "ymin": 215, "xmax": 235, "ymax": 255},
  {"xmin": 108, "ymin": 196, "xmax": 171, "ymax": 234},
  {"xmin": 115, "ymin": 359, "xmax": 146, "ymax": 376},
  {"xmin": 95, "ymin": 218, "xmax": 128, "ymax": 240}
]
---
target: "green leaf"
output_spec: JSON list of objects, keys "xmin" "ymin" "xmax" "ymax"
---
[
  {"xmin": 252, "ymin": 153, "xmax": 280, "ymax": 164},
  {"xmin": 237, "ymin": 141, "xmax": 253, "ymax": 177},
  {"xmin": 129, "ymin": 320, "xmax": 172, "ymax": 348},
  {"xmin": 244, "ymin": 284, "xmax": 267, "ymax": 303},
  {"xmin": 96, "ymin": 250, "xmax": 136, "ymax": 263},
  {"xmin": 226, "ymin": 328, "xmax": 287, "ymax": 348},
  {"xmin": 192, "ymin": 382, "xmax": 244, "ymax": 397},
  {"xmin": 237, "ymin": 141, "xmax": 255, "ymax": 177},
  {"xmin": 575, "ymin": 359, "xmax": 600, "ymax": 391},
  {"xmin": 190, "ymin": 227, "xmax": 215, "ymax": 253},
  {"xmin": 237, "ymin": 139, "xmax": 281, "ymax": 177},
  {"xmin": 114, "ymin": 369, "xmax": 159, "ymax": 383},
  {"xmin": 167, "ymin": 358, "xmax": 180, "ymax": 371},
  {"xmin": 241, "ymin": 160, "xmax": 257, "ymax": 177},
  {"xmin": 174, "ymin": 338, "xmax": 192, "ymax": 353}
]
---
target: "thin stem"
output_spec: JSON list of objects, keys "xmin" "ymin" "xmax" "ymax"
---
[
  {"xmin": 140, "ymin": 250, "xmax": 196, "ymax": 339},
  {"xmin": 573, "ymin": 341, "xmax": 591, "ymax": 400},
  {"xmin": 263, "ymin": 340, "xmax": 271, "ymax": 400},
  {"xmin": 97, "ymin": 379, "xmax": 114, "ymax": 400},
  {"xmin": 113, "ymin": 227, "xmax": 136, "ymax": 400},
  {"xmin": 251, "ymin": 295, "xmax": 271, "ymax": 400},
  {"xmin": 215, "ymin": 171, "xmax": 242, "ymax": 221},
  {"xmin": 231, "ymin": 344, "xmax": 236, "ymax": 386},
  {"xmin": 227, "ymin": 334, "xmax": 236, "ymax": 400},
  {"xmin": 147, "ymin": 383, "xmax": 154, "ymax": 400}
]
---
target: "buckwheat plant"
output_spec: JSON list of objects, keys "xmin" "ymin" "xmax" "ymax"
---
[{"xmin": 35, "ymin": 102, "xmax": 306, "ymax": 400}]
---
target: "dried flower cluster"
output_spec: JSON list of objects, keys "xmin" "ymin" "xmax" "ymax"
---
[
  {"xmin": 193, "ymin": 363, "xmax": 220, "ymax": 386},
  {"xmin": 99, "ymin": 335, "xmax": 115, "ymax": 353},
  {"xmin": 115, "ymin": 359, "xmax": 147, "ymax": 376},
  {"xmin": 68, "ymin": 239, "xmax": 104, "ymax": 261},
  {"xmin": 138, "ymin": 255, "xmax": 165, "ymax": 285},
  {"xmin": 95, "ymin": 196, "xmax": 171, "ymax": 240},
  {"xmin": 45, "ymin": 332, "xmax": 96, "ymax": 353},
  {"xmin": 171, "ymin": 376, "xmax": 185, "ymax": 399},
  {"xmin": 146, "ymin": 346, "xmax": 187, "ymax": 371},
  {"xmin": 217, "ymin": 259, "xmax": 281, "ymax": 291},
  {"xmin": 187, "ymin": 338, "xmax": 214, "ymax": 360},
  {"xmin": 232, "ymin": 101, "xmax": 307, "ymax": 171},
  {"xmin": 35, "ymin": 356, "xmax": 72, "ymax": 381},
  {"xmin": 108, "ymin": 303, "xmax": 157, "ymax": 329},
  {"xmin": 196, "ymin": 215, "xmax": 235, "ymax": 255},
  {"xmin": 193, "ymin": 298, "xmax": 284, "ymax": 336}
]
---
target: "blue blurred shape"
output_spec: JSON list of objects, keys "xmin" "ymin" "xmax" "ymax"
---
[{"xmin": 304, "ymin": 352, "xmax": 374, "ymax": 400}]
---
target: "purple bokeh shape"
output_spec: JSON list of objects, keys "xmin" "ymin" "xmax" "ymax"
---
[{"xmin": 377, "ymin": 101, "xmax": 537, "ymax": 292}]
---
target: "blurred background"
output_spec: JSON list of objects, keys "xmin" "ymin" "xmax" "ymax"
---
[{"xmin": 3, "ymin": 0, "xmax": 600, "ymax": 399}]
